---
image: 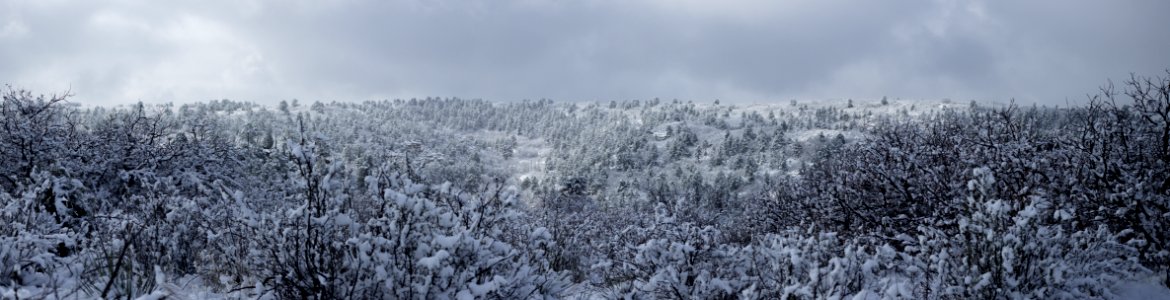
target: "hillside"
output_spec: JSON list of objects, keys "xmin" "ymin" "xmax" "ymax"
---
[{"xmin": 2, "ymin": 76, "xmax": 1169, "ymax": 298}]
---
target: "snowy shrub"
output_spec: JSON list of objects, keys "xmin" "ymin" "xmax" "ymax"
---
[
  {"xmin": 0, "ymin": 174, "xmax": 88, "ymax": 298},
  {"xmin": 614, "ymin": 218, "xmax": 914, "ymax": 299},
  {"xmin": 918, "ymin": 167, "xmax": 1150, "ymax": 299},
  {"xmin": 252, "ymin": 176, "xmax": 568, "ymax": 299},
  {"xmin": 623, "ymin": 220, "xmax": 764, "ymax": 299},
  {"xmin": 251, "ymin": 134, "xmax": 567, "ymax": 299}
]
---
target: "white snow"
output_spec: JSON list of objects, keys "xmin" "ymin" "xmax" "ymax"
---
[
  {"xmin": 418, "ymin": 250, "xmax": 450, "ymax": 269},
  {"xmin": 1116, "ymin": 279, "xmax": 1170, "ymax": 300}
]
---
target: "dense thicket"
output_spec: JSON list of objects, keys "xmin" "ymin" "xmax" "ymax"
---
[{"xmin": 1, "ymin": 71, "xmax": 1168, "ymax": 299}]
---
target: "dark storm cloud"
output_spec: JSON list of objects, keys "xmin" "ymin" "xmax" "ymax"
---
[{"xmin": 1, "ymin": 0, "xmax": 1167, "ymax": 105}]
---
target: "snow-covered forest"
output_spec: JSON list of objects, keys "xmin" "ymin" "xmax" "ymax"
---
[{"xmin": 2, "ymin": 71, "xmax": 1170, "ymax": 299}]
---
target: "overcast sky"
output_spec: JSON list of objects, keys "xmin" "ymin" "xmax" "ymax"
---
[{"xmin": 2, "ymin": 0, "xmax": 1168, "ymax": 106}]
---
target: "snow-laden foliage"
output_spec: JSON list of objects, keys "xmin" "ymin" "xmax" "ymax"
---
[
  {"xmin": 2, "ymin": 71, "xmax": 1169, "ymax": 298},
  {"xmin": 582, "ymin": 174, "xmax": 1147, "ymax": 299},
  {"xmin": 249, "ymin": 134, "xmax": 567, "ymax": 299}
]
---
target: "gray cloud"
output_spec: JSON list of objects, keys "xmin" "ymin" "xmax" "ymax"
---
[{"xmin": 1, "ymin": 0, "xmax": 1167, "ymax": 105}]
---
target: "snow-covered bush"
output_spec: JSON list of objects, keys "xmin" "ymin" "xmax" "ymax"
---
[
  {"xmin": 613, "ymin": 214, "xmax": 913, "ymax": 299},
  {"xmin": 916, "ymin": 167, "xmax": 1149, "ymax": 299},
  {"xmin": 250, "ymin": 133, "xmax": 567, "ymax": 299},
  {"xmin": 0, "ymin": 183, "xmax": 87, "ymax": 298}
]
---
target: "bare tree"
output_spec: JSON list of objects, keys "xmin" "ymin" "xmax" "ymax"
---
[
  {"xmin": 1123, "ymin": 70, "xmax": 1170, "ymax": 162},
  {"xmin": 0, "ymin": 86, "xmax": 72, "ymax": 191}
]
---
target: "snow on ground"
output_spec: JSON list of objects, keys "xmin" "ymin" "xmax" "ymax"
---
[
  {"xmin": 733, "ymin": 97, "xmax": 998, "ymax": 117},
  {"xmin": 1116, "ymin": 274, "xmax": 1170, "ymax": 300},
  {"xmin": 789, "ymin": 128, "xmax": 866, "ymax": 143},
  {"xmin": 1116, "ymin": 282, "xmax": 1170, "ymax": 300},
  {"xmin": 511, "ymin": 136, "xmax": 551, "ymax": 181}
]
